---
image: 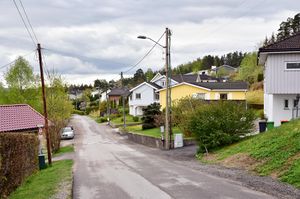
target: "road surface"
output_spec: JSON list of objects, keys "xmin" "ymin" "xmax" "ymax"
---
[{"xmin": 71, "ymin": 115, "xmax": 274, "ymax": 199}]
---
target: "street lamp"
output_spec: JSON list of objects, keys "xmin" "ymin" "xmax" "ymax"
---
[{"xmin": 137, "ymin": 27, "xmax": 172, "ymax": 150}]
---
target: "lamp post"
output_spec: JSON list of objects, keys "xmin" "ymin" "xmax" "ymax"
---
[{"xmin": 138, "ymin": 28, "xmax": 172, "ymax": 150}]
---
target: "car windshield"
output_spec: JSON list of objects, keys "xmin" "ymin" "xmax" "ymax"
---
[{"xmin": 63, "ymin": 127, "xmax": 72, "ymax": 132}]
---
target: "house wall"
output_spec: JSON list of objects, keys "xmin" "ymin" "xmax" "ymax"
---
[
  {"xmin": 264, "ymin": 93, "xmax": 299, "ymax": 126},
  {"xmin": 159, "ymin": 84, "xmax": 246, "ymax": 109},
  {"xmin": 129, "ymin": 84, "xmax": 159, "ymax": 116},
  {"xmin": 153, "ymin": 77, "xmax": 177, "ymax": 88},
  {"xmin": 265, "ymin": 53, "xmax": 300, "ymax": 94}
]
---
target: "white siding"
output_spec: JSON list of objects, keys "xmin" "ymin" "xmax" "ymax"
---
[{"xmin": 265, "ymin": 54, "xmax": 300, "ymax": 94}]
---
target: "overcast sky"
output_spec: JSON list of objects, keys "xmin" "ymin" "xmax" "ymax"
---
[{"xmin": 0, "ymin": 0, "xmax": 299, "ymax": 85}]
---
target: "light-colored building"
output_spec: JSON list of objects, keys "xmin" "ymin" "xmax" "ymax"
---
[{"xmin": 259, "ymin": 32, "xmax": 300, "ymax": 126}]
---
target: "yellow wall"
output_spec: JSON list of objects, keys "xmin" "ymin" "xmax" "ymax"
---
[{"xmin": 159, "ymin": 84, "xmax": 246, "ymax": 109}]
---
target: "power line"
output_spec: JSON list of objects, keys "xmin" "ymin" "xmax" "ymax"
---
[
  {"xmin": 12, "ymin": 0, "xmax": 36, "ymax": 46},
  {"xmin": 0, "ymin": 50, "xmax": 36, "ymax": 71},
  {"xmin": 18, "ymin": 0, "xmax": 39, "ymax": 43}
]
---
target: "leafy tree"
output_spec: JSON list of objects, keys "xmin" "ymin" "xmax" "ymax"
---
[
  {"xmin": 145, "ymin": 68, "xmax": 154, "ymax": 81},
  {"xmin": 235, "ymin": 52, "xmax": 263, "ymax": 84},
  {"xmin": 5, "ymin": 56, "xmax": 35, "ymax": 90},
  {"xmin": 133, "ymin": 68, "xmax": 146, "ymax": 85}
]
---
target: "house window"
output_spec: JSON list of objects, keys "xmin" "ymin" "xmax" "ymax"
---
[
  {"xmin": 136, "ymin": 93, "xmax": 141, "ymax": 99},
  {"xmin": 192, "ymin": 93, "xmax": 206, "ymax": 100},
  {"xmin": 294, "ymin": 99, "xmax": 299, "ymax": 107},
  {"xmin": 284, "ymin": 99, "xmax": 289, "ymax": 109},
  {"xmin": 220, "ymin": 93, "xmax": 228, "ymax": 100},
  {"xmin": 286, "ymin": 62, "xmax": 300, "ymax": 70},
  {"xmin": 129, "ymin": 95, "xmax": 132, "ymax": 100},
  {"xmin": 162, "ymin": 81, "xmax": 165, "ymax": 87},
  {"xmin": 154, "ymin": 93, "xmax": 159, "ymax": 100}
]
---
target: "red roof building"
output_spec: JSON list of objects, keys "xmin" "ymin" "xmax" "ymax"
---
[{"xmin": 0, "ymin": 104, "xmax": 46, "ymax": 133}]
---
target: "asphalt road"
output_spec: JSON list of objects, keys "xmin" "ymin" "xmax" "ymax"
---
[{"xmin": 71, "ymin": 115, "xmax": 275, "ymax": 199}]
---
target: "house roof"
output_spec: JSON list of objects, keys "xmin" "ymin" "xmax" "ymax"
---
[
  {"xmin": 259, "ymin": 32, "xmax": 300, "ymax": 53},
  {"xmin": 0, "ymin": 104, "xmax": 46, "ymax": 132},
  {"xmin": 107, "ymin": 88, "xmax": 130, "ymax": 96},
  {"xmin": 147, "ymin": 82, "xmax": 162, "ymax": 89},
  {"xmin": 158, "ymin": 81, "xmax": 248, "ymax": 91},
  {"xmin": 211, "ymin": 65, "xmax": 237, "ymax": 71},
  {"xmin": 172, "ymin": 74, "xmax": 219, "ymax": 82},
  {"xmin": 130, "ymin": 82, "xmax": 162, "ymax": 92}
]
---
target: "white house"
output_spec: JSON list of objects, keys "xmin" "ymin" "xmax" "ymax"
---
[{"xmin": 259, "ymin": 32, "xmax": 300, "ymax": 126}]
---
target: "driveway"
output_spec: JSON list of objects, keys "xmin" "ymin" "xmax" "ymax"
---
[{"xmin": 70, "ymin": 115, "xmax": 286, "ymax": 199}]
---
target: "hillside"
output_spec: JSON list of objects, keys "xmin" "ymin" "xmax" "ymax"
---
[{"xmin": 201, "ymin": 119, "xmax": 300, "ymax": 188}]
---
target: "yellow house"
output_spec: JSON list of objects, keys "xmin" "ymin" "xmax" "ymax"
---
[{"xmin": 158, "ymin": 82, "xmax": 248, "ymax": 109}]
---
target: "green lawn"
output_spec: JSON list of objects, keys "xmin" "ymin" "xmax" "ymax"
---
[
  {"xmin": 111, "ymin": 115, "xmax": 140, "ymax": 125},
  {"xmin": 126, "ymin": 125, "xmax": 188, "ymax": 139},
  {"xmin": 201, "ymin": 119, "xmax": 300, "ymax": 188},
  {"xmin": 53, "ymin": 145, "xmax": 74, "ymax": 157},
  {"xmin": 9, "ymin": 160, "xmax": 73, "ymax": 199}
]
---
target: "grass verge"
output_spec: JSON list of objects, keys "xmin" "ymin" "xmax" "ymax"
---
[
  {"xmin": 53, "ymin": 145, "xmax": 74, "ymax": 157},
  {"xmin": 200, "ymin": 119, "xmax": 300, "ymax": 188},
  {"xmin": 9, "ymin": 160, "xmax": 73, "ymax": 199},
  {"xmin": 111, "ymin": 115, "xmax": 140, "ymax": 125}
]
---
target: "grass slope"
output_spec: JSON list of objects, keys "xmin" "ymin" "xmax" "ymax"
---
[
  {"xmin": 9, "ymin": 160, "xmax": 73, "ymax": 199},
  {"xmin": 201, "ymin": 119, "xmax": 300, "ymax": 188},
  {"xmin": 53, "ymin": 145, "xmax": 74, "ymax": 157}
]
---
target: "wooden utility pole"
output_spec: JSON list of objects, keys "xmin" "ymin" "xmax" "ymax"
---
[
  {"xmin": 165, "ymin": 28, "xmax": 171, "ymax": 150},
  {"xmin": 121, "ymin": 72, "xmax": 126, "ymax": 128},
  {"xmin": 37, "ymin": 43, "xmax": 52, "ymax": 165}
]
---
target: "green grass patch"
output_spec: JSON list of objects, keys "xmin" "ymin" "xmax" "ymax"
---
[
  {"xmin": 111, "ymin": 115, "xmax": 140, "ymax": 125},
  {"xmin": 201, "ymin": 119, "xmax": 300, "ymax": 188},
  {"xmin": 246, "ymin": 90, "xmax": 264, "ymax": 105},
  {"xmin": 9, "ymin": 160, "xmax": 73, "ymax": 199},
  {"xmin": 126, "ymin": 125, "xmax": 190, "ymax": 139},
  {"xmin": 53, "ymin": 145, "xmax": 74, "ymax": 157}
]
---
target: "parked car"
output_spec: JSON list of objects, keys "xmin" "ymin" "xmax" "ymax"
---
[{"xmin": 60, "ymin": 126, "xmax": 74, "ymax": 139}]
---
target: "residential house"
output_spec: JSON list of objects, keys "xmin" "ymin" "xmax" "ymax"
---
[
  {"xmin": 129, "ymin": 73, "xmax": 220, "ymax": 116},
  {"xmin": 158, "ymin": 82, "xmax": 248, "ymax": 109},
  {"xmin": 107, "ymin": 88, "xmax": 130, "ymax": 107},
  {"xmin": 0, "ymin": 104, "xmax": 46, "ymax": 133},
  {"xmin": 210, "ymin": 65, "xmax": 238, "ymax": 78},
  {"xmin": 258, "ymin": 32, "xmax": 300, "ymax": 126}
]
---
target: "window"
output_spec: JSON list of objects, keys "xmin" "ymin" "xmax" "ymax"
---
[
  {"xmin": 294, "ymin": 99, "xmax": 299, "ymax": 107},
  {"xmin": 286, "ymin": 62, "xmax": 300, "ymax": 70},
  {"xmin": 162, "ymin": 81, "xmax": 165, "ymax": 86},
  {"xmin": 136, "ymin": 93, "xmax": 141, "ymax": 99},
  {"xmin": 192, "ymin": 93, "xmax": 206, "ymax": 100},
  {"xmin": 129, "ymin": 95, "xmax": 132, "ymax": 100},
  {"xmin": 155, "ymin": 93, "xmax": 159, "ymax": 100},
  {"xmin": 220, "ymin": 93, "xmax": 228, "ymax": 100},
  {"xmin": 284, "ymin": 99, "xmax": 289, "ymax": 109}
]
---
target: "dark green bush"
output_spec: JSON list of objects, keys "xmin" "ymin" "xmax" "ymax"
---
[
  {"xmin": 132, "ymin": 116, "xmax": 139, "ymax": 122},
  {"xmin": 72, "ymin": 109, "xmax": 85, "ymax": 115},
  {"xmin": 0, "ymin": 133, "xmax": 38, "ymax": 198},
  {"xmin": 189, "ymin": 101, "xmax": 255, "ymax": 153},
  {"xmin": 96, "ymin": 117, "xmax": 107, "ymax": 123},
  {"xmin": 142, "ymin": 123, "xmax": 156, "ymax": 130},
  {"xmin": 141, "ymin": 103, "xmax": 161, "ymax": 129}
]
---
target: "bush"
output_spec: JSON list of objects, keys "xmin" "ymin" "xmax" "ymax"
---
[
  {"xmin": 132, "ymin": 116, "xmax": 139, "ymax": 122},
  {"xmin": 96, "ymin": 117, "xmax": 107, "ymax": 123},
  {"xmin": 72, "ymin": 109, "xmax": 85, "ymax": 115},
  {"xmin": 189, "ymin": 101, "xmax": 255, "ymax": 153},
  {"xmin": 141, "ymin": 103, "xmax": 161, "ymax": 129},
  {"xmin": 142, "ymin": 123, "xmax": 156, "ymax": 130},
  {"xmin": 0, "ymin": 133, "xmax": 39, "ymax": 198}
]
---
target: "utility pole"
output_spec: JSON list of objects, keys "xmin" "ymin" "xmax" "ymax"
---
[
  {"xmin": 121, "ymin": 72, "xmax": 126, "ymax": 128},
  {"xmin": 98, "ymin": 86, "xmax": 101, "ymax": 117},
  {"xmin": 165, "ymin": 28, "xmax": 171, "ymax": 150},
  {"xmin": 37, "ymin": 43, "xmax": 52, "ymax": 165}
]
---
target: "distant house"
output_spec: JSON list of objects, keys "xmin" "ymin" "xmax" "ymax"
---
[
  {"xmin": 258, "ymin": 32, "xmax": 300, "ymax": 126},
  {"xmin": 158, "ymin": 82, "xmax": 248, "ymax": 109},
  {"xmin": 0, "ymin": 104, "xmax": 46, "ymax": 133},
  {"xmin": 107, "ymin": 88, "xmax": 130, "ymax": 107},
  {"xmin": 210, "ymin": 65, "xmax": 238, "ymax": 78}
]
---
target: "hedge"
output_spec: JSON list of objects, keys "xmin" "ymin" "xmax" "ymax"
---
[{"xmin": 0, "ymin": 133, "xmax": 39, "ymax": 198}]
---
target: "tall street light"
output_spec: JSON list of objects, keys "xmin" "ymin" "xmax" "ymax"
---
[{"xmin": 137, "ymin": 27, "xmax": 172, "ymax": 150}]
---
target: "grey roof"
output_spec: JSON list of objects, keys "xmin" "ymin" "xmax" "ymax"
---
[
  {"xmin": 212, "ymin": 65, "xmax": 237, "ymax": 71},
  {"xmin": 259, "ymin": 32, "xmax": 300, "ymax": 53},
  {"xmin": 107, "ymin": 88, "xmax": 130, "ymax": 96},
  {"xmin": 189, "ymin": 81, "xmax": 248, "ymax": 90},
  {"xmin": 172, "ymin": 74, "xmax": 219, "ymax": 83},
  {"xmin": 147, "ymin": 82, "xmax": 162, "ymax": 89}
]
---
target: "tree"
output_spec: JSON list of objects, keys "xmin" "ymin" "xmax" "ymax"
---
[
  {"xmin": 94, "ymin": 79, "xmax": 109, "ymax": 92},
  {"xmin": 5, "ymin": 56, "xmax": 35, "ymax": 90},
  {"xmin": 236, "ymin": 52, "xmax": 263, "ymax": 84},
  {"xmin": 145, "ymin": 68, "xmax": 154, "ymax": 81},
  {"xmin": 141, "ymin": 103, "xmax": 161, "ymax": 130},
  {"xmin": 291, "ymin": 13, "xmax": 300, "ymax": 33},
  {"xmin": 133, "ymin": 68, "xmax": 146, "ymax": 85}
]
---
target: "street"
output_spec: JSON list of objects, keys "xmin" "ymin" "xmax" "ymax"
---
[{"xmin": 71, "ymin": 115, "xmax": 274, "ymax": 199}]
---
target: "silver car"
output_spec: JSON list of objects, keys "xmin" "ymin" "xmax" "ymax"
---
[{"xmin": 61, "ymin": 127, "xmax": 75, "ymax": 139}]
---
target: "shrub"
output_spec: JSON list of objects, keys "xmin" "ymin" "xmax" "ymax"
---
[
  {"xmin": 0, "ymin": 133, "xmax": 38, "ymax": 198},
  {"xmin": 142, "ymin": 123, "xmax": 156, "ymax": 130},
  {"xmin": 141, "ymin": 103, "xmax": 161, "ymax": 129},
  {"xmin": 72, "ymin": 109, "xmax": 85, "ymax": 115},
  {"xmin": 96, "ymin": 117, "xmax": 107, "ymax": 123},
  {"xmin": 189, "ymin": 101, "xmax": 255, "ymax": 153},
  {"xmin": 132, "ymin": 116, "xmax": 139, "ymax": 122}
]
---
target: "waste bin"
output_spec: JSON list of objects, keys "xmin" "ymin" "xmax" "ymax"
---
[
  {"xmin": 281, "ymin": 120, "xmax": 289, "ymax": 125},
  {"xmin": 266, "ymin": 121, "xmax": 275, "ymax": 130},
  {"xmin": 259, "ymin": 120, "xmax": 267, "ymax": 132},
  {"xmin": 38, "ymin": 154, "xmax": 46, "ymax": 170}
]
